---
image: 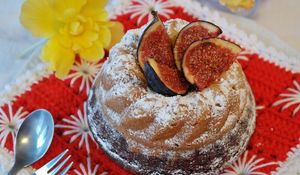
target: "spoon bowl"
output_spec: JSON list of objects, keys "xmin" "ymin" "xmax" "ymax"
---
[{"xmin": 7, "ymin": 109, "xmax": 54, "ymax": 175}]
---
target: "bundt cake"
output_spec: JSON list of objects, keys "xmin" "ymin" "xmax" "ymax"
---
[{"xmin": 87, "ymin": 17, "xmax": 256, "ymax": 175}]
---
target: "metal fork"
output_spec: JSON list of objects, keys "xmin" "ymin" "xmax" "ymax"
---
[{"xmin": 32, "ymin": 149, "xmax": 73, "ymax": 175}]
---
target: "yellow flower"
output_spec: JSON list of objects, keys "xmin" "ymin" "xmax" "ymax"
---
[
  {"xmin": 20, "ymin": 0, "xmax": 124, "ymax": 78},
  {"xmin": 219, "ymin": 0, "xmax": 255, "ymax": 12}
]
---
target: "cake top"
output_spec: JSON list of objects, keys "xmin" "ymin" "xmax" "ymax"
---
[{"xmin": 93, "ymin": 18, "xmax": 250, "ymax": 157}]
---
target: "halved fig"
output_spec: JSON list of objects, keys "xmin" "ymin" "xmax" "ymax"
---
[
  {"xmin": 144, "ymin": 59, "xmax": 189, "ymax": 96},
  {"xmin": 183, "ymin": 38, "xmax": 241, "ymax": 90},
  {"xmin": 137, "ymin": 11, "xmax": 174, "ymax": 70},
  {"xmin": 174, "ymin": 21, "xmax": 222, "ymax": 70}
]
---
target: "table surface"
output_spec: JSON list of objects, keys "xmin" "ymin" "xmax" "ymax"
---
[{"xmin": 0, "ymin": 0, "xmax": 299, "ymax": 90}]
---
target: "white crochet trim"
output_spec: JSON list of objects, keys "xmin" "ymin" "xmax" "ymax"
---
[
  {"xmin": 0, "ymin": 148, "xmax": 35, "ymax": 174},
  {"xmin": 0, "ymin": 63, "xmax": 52, "ymax": 107},
  {"xmin": 273, "ymin": 142, "xmax": 300, "ymax": 175}
]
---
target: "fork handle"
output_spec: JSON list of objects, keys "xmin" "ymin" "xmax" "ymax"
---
[{"xmin": 7, "ymin": 163, "xmax": 22, "ymax": 175}]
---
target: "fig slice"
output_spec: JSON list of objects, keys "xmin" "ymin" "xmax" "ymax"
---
[
  {"xmin": 137, "ymin": 11, "xmax": 174, "ymax": 71},
  {"xmin": 144, "ymin": 59, "xmax": 189, "ymax": 96},
  {"xmin": 174, "ymin": 21, "xmax": 222, "ymax": 70},
  {"xmin": 182, "ymin": 38, "xmax": 241, "ymax": 90}
]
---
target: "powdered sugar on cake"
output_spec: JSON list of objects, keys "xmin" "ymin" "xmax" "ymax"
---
[
  {"xmin": 94, "ymin": 19, "xmax": 251, "ymax": 153},
  {"xmin": 88, "ymin": 19, "xmax": 256, "ymax": 174}
]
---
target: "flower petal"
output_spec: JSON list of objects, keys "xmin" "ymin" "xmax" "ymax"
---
[
  {"xmin": 72, "ymin": 30, "xmax": 99, "ymax": 50},
  {"xmin": 20, "ymin": 0, "xmax": 60, "ymax": 37},
  {"xmin": 87, "ymin": 0, "xmax": 108, "ymax": 8},
  {"xmin": 106, "ymin": 21, "xmax": 124, "ymax": 49},
  {"xmin": 81, "ymin": 0, "xmax": 109, "ymax": 21},
  {"xmin": 53, "ymin": 0, "xmax": 87, "ymax": 22},
  {"xmin": 79, "ymin": 43, "xmax": 104, "ymax": 61},
  {"xmin": 41, "ymin": 37, "xmax": 75, "ymax": 78},
  {"xmin": 98, "ymin": 26, "xmax": 111, "ymax": 48},
  {"xmin": 98, "ymin": 21, "xmax": 114, "ymax": 27},
  {"xmin": 58, "ymin": 34, "xmax": 73, "ymax": 48},
  {"xmin": 83, "ymin": 9, "xmax": 108, "ymax": 22}
]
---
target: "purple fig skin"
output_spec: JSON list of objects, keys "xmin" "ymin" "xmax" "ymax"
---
[
  {"xmin": 144, "ymin": 61, "xmax": 177, "ymax": 96},
  {"xmin": 174, "ymin": 20, "xmax": 223, "ymax": 71},
  {"xmin": 137, "ymin": 11, "xmax": 160, "ymax": 71},
  {"xmin": 144, "ymin": 58, "xmax": 189, "ymax": 96},
  {"xmin": 137, "ymin": 11, "xmax": 159, "ymax": 57}
]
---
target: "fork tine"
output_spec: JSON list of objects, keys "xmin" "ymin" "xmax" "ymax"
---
[
  {"xmin": 58, "ymin": 162, "xmax": 73, "ymax": 175},
  {"xmin": 48, "ymin": 155, "xmax": 71, "ymax": 175},
  {"xmin": 34, "ymin": 149, "xmax": 69, "ymax": 174}
]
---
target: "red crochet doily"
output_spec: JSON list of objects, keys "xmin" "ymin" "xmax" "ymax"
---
[{"xmin": 1, "ymin": 1, "xmax": 300, "ymax": 174}]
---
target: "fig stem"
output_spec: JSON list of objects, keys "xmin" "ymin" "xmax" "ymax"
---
[{"xmin": 151, "ymin": 10, "xmax": 158, "ymax": 19}]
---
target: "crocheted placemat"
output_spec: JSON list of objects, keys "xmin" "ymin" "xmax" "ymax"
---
[{"xmin": 1, "ymin": 0, "xmax": 300, "ymax": 174}]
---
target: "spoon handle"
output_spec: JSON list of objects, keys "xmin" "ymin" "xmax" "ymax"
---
[{"xmin": 7, "ymin": 163, "xmax": 22, "ymax": 175}]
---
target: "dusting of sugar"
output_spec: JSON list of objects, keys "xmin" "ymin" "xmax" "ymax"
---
[
  {"xmin": 164, "ymin": 133, "xmax": 185, "ymax": 147},
  {"xmin": 154, "ymin": 96, "xmax": 181, "ymax": 126},
  {"xmin": 239, "ymin": 89, "xmax": 247, "ymax": 111},
  {"xmin": 96, "ymin": 18, "xmax": 250, "ymax": 151},
  {"xmin": 191, "ymin": 132, "xmax": 210, "ymax": 145},
  {"xmin": 201, "ymin": 88, "xmax": 227, "ymax": 118},
  {"xmin": 178, "ymin": 150, "xmax": 195, "ymax": 159},
  {"xmin": 222, "ymin": 114, "xmax": 237, "ymax": 131},
  {"xmin": 211, "ymin": 157, "xmax": 223, "ymax": 169},
  {"xmin": 88, "ymin": 18, "xmax": 256, "ymax": 175},
  {"xmin": 171, "ymin": 169, "xmax": 185, "ymax": 175}
]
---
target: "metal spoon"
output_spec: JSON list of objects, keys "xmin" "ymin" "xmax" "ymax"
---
[{"xmin": 7, "ymin": 109, "xmax": 54, "ymax": 175}]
